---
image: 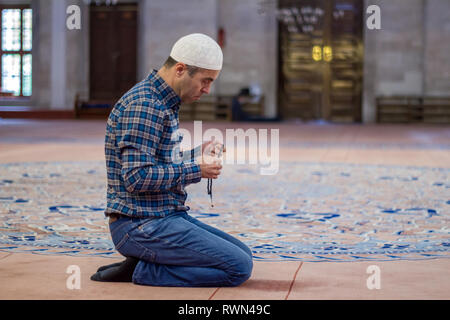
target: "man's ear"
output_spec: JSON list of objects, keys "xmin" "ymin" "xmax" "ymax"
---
[{"xmin": 175, "ymin": 63, "xmax": 187, "ymax": 77}]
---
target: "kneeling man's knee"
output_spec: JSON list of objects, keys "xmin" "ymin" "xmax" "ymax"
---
[{"xmin": 228, "ymin": 255, "xmax": 253, "ymax": 287}]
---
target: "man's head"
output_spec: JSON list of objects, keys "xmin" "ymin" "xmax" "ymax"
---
[{"xmin": 158, "ymin": 33, "xmax": 223, "ymax": 104}]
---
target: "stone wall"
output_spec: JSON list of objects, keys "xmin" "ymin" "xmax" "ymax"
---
[
  {"xmin": 13, "ymin": 0, "xmax": 279, "ymax": 115},
  {"xmin": 424, "ymin": 0, "xmax": 450, "ymax": 95},
  {"xmin": 138, "ymin": 0, "xmax": 218, "ymax": 80},
  {"xmin": 31, "ymin": 0, "xmax": 51, "ymax": 109},
  {"xmin": 65, "ymin": 0, "xmax": 90, "ymax": 109},
  {"xmin": 139, "ymin": 0, "xmax": 278, "ymax": 117},
  {"xmin": 217, "ymin": 0, "xmax": 278, "ymax": 117},
  {"xmin": 363, "ymin": 0, "xmax": 450, "ymax": 122}
]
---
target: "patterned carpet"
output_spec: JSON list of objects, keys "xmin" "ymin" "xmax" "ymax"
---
[{"xmin": 0, "ymin": 160, "xmax": 449, "ymax": 262}]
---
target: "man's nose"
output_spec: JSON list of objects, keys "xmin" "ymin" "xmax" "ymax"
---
[{"xmin": 201, "ymin": 85, "xmax": 210, "ymax": 94}]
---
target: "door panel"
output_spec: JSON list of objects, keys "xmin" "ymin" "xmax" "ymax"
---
[
  {"xmin": 89, "ymin": 4, "xmax": 137, "ymax": 102},
  {"xmin": 116, "ymin": 9, "xmax": 137, "ymax": 97},
  {"xmin": 279, "ymin": 0, "xmax": 363, "ymax": 122},
  {"xmin": 279, "ymin": 0, "xmax": 327, "ymax": 120}
]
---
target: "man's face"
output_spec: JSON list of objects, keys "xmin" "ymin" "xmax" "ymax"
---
[{"xmin": 178, "ymin": 67, "xmax": 220, "ymax": 104}]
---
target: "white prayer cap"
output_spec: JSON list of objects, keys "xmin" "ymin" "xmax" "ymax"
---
[{"xmin": 170, "ymin": 33, "xmax": 223, "ymax": 71}]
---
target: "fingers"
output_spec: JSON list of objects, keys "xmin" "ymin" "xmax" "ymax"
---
[
  {"xmin": 212, "ymin": 169, "xmax": 221, "ymax": 179},
  {"xmin": 209, "ymin": 166, "xmax": 222, "ymax": 179},
  {"xmin": 213, "ymin": 142, "xmax": 225, "ymax": 153},
  {"xmin": 203, "ymin": 140, "xmax": 225, "ymax": 156},
  {"xmin": 202, "ymin": 155, "xmax": 223, "ymax": 166},
  {"xmin": 200, "ymin": 162, "xmax": 222, "ymax": 179},
  {"xmin": 212, "ymin": 162, "xmax": 222, "ymax": 169},
  {"xmin": 204, "ymin": 172, "xmax": 220, "ymax": 179}
]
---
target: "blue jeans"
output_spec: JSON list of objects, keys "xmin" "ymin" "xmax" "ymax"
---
[{"xmin": 109, "ymin": 211, "xmax": 253, "ymax": 287}]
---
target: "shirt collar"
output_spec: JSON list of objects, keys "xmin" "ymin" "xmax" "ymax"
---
[{"xmin": 146, "ymin": 69, "xmax": 181, "ymax": 111}]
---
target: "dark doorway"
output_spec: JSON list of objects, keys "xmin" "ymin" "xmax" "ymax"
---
[
  {"xmin": 89, "ymin": 3, "xmax": 137, "ymax": 103},
  {"xmin": 278, "ymin": 0, "xmax": 364, "ymax": 122}
]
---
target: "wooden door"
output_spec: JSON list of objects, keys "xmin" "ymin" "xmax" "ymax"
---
[
  {"xmin": 89, "ymin": 4, "xmax": 137, "ymax": 102},
  {"xmin": 278, "ymin": 0, "xmax": 363, "ymax": 122}
]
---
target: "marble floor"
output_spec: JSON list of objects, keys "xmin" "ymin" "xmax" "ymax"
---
[{"xmin": 0, "ymin": 119, "xmax": 449, "ymax": 300}]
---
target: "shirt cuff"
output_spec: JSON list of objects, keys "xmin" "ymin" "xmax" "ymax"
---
[{"xmin": 181, "ymin": 161, "xmax": 202, "ymax": 186}]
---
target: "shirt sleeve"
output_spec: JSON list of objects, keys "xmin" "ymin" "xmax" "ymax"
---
[
  {"xmin": 180, "ymin": 145, "xmax": 202, "ymax": 163},
  {"xmin": 116, "ymin": 103, "xmax": 201, "ymax": 193}
]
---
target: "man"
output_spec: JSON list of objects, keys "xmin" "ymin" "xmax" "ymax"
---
[
  {"xmin": 232, "ymin": 87, "xmax": 280, "ymax": 122},
  {"xmin": 91, "ymin": 33, "xmax": 253, "ymax": 287}
]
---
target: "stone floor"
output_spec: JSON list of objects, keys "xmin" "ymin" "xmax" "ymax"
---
[{"xmin": 0, "ymin": 119, "xmax": 449, "ymax": 300}]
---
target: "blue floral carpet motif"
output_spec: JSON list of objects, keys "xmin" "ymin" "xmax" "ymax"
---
[{"xmin": 0, "ymin": 161, "xmax": 449, "ymax": 262}]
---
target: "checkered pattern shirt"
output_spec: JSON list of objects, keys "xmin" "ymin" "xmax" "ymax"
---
[{"xmin": 104, "ymin": 70, "xmax": 202, "ymax": 218}]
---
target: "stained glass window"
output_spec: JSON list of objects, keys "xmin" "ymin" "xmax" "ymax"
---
[
  {"xmin": 1, "ymin": 54, "xmax": 21, "ymax": 95},
  {"xmin": 22, "ymin": 54, "xmax": 32, "ymax": 96},
  {"xmin": 1, "ymin": 9, "xmax": 21, "ymax": 51},
  {"xmin": 0, "ymin": 6, "xmax": 32, "ymax": 97},
  {"xmin": 22, "ymin": 9, "xmax": 32, "ymax": 51}
]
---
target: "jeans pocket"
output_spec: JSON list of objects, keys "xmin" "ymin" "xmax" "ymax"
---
[
  {"xmin": 136, "ymin": 217, "xmax": 161, "ymax": 238},
  {"xmin": 114, "ymin": 232, "xmax": 129, "ymax": 252},
  {"xmin": 110, "ymin": 218, "xmax": 133, "ymax": 239},
  {"xmin": 115, "ymin": 232, "xmax": 156, "ymax": 262}
]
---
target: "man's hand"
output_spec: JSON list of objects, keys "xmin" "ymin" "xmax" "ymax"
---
[
  {"xmin": 200, "ymin": 160, "xmax": 222, "ymax": 179},
  {"xmin": 202, "ymin": 139, "xmax": 226, "ymax": 158},
  {"xmin": 199, "ymin": 139, "xmax": 225, "ymax": 179}
]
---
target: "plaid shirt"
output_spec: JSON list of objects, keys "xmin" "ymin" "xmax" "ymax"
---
[{"xmin": 104, "ymin": 70, "xmax": 202, "ymax": 218}]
